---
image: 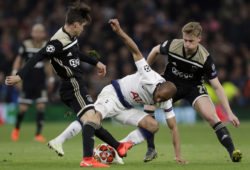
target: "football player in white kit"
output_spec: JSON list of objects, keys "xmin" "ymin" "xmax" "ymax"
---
[{"xmin": 48, "ymin": 19, "xmax": 187, "ymax": 163}]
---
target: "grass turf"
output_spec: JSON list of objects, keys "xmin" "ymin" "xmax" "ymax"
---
[{"xmin": 0, "ymin": 121, "xmax": 249, "ymax": 170}]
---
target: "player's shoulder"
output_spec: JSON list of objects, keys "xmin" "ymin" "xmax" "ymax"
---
[
  {"xmin": 169, "ymin": 39, "xmax": 184, "ymax": 56},
  {"xmin": 50, "ymin": 28, "xmax": 72, "ymax": 47},
  {"xmin": 193, "ymin": 43, "xmax": 210, "ymax": 64},
  {"xmin": 23, "ymin": 39, "xmax": 33, "ymax": 48}
]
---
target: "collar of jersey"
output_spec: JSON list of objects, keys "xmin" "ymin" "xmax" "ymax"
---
[
  {"xmin": 62, "ymin": 26, "xmax": 75, "ymax": 41},
  {"xmin": 182, "ymin": 45, "xmax": 199, "ymax": 60}
]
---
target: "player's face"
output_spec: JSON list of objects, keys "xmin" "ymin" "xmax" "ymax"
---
[
  {"xmin": 31, "ymin": 27, "xmax": 46, "ymax": 41},
  {"xmin": 153, "ymin": 85, "xmax": 167, "ymax": 103},
  {"xmin": 183, "ymin": 33, "xmax": 201, "ymax": 54},
  {"xmin": 74, "ymin": 21, "xmax": 87, "ymax": 37}
]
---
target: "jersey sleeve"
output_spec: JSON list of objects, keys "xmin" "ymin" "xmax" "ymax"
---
[
  {"xmin": 156, "ymin": 99, "xmax": 175, "ymax": 119},
  {"xmin": 18, "ymin": 43, "xmax": 25, "ymax": 58},
  {"xmin": 17, "ymin": 40, "xmax": 63, "ymax": 79},
  {"xmin": 78, "ymin": 52, "xmax": 98, "ymax": 66},
  {"xmin": 203, "ymin": 55, "xmax": 217, "ymax": 80},
  {"xmin": 159, "ymin": 39, "xmax": 172, "ymax": 55}
]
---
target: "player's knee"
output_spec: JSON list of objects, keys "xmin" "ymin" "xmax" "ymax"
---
[
  {"xmin": 19, "ymin": 104, "xmax": 28, "ymax": 112},
  {"xmin": 150, "ymin": 119, "xmax": 159, "ymax": 133},
  {"xmin": 140, "ymin": 117, "xmax": 159, "ymax": 133},
  {"xmin": 80, "ymin": 109, "xmax": 101, "ymax": 129},
  {"xmin": 84, "ymin": 121, "xmax": 101, "ymax": 130},
  {"xmin": 36, "ymin": 103, "xmax": 45, "ymax": 112}
]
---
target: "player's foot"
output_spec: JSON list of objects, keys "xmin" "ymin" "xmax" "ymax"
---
[
  {"xmin": 231, "ymin": 150, "xmax": 242, "ymax": 162},
  {"xmin": 116, "ymin": 141, "xmax": 133, "ymax": 157},
  {"xmin": 144, "ymin": 148, "xmax": 157, "ymax": 162},
  {"xmin": 34, "ymin": 134, "xmax": 46, "ymax": 142},
  {"xmin": 48, "ymin": 139, "xmax": 64, "ymax": 156},
  {"xmin": 11, "ymin": 128, "xmax": 20, "ymax": 141},
  {"xmin": 80, "ymin": 157, "xmax": 110, "ymax": 167}
]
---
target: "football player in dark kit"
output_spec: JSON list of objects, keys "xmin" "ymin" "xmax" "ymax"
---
[
  {"xmin": 5, "ymin": 2, "xmax": 132, "ymax": 167},
  {"xmin": 11, "ymin": 24, "xmax": 54, "ymax": 142},
  {"xmin": 141, "ymin": 22, "xmax": 242, "ymax": 162}
]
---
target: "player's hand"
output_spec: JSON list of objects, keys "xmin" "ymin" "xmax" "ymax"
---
[
  {"xmin": 109, "ymin": 19, "xmax": 122, "ymax": 34},
  {"xmin": 175, "ymin": 157, "xmax": 189, "ymax": 164},
  {"xmin": 96, "ymin": 61, "xmax": 106, "ymax": 77},
  {"xmin": 5, "ymin": 75, "xmax": 21, "ymax": 86},
  {"xmin": 228, "ymin": 113, "xmax": 240, "ymax": 128}
]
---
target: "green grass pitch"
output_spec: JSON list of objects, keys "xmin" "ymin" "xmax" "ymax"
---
[{"xmin": 0, "ymin": 121, "xmax": 249, "ymax": 170}]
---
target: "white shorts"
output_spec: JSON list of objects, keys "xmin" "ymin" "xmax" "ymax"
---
[{"xmin": 94, "ymin": 85, "xmax": 148, "ymax": 126}]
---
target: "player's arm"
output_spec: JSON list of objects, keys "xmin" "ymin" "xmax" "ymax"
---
[
  {"xmin": 44, "ymin": 60, "xmax": 55, "ymax": 92},
  {"xmin": 11, "ymin": 55, "xmax": 23, "ymax": 75},
  {"xmin": 109, "ymin": 19, "xmax": 143, "ymax": 62},
  {"xmin": 5, "ymin": 40, "xmax": 62, "ymax": 86},
  {"xmin": 209, "ymin": 78, "xmax": 240, "ymax": 127},
  {"xmin": 204, "ymin": 56, "xmax": 240, "ymax": 127},
  {"xmin": 147, "ymin": 45, "xmax": 161, "ymax": 66},
  {"xmin": 78, "ymin": 52, "xmax": 106, "ymax": 77},
  {"xmin": 166, "ymin": 116, "xmax": 188, "ymax": 164}
]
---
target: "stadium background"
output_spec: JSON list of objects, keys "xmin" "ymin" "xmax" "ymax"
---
[{"xmin": 0, "ymin": 0, "xmax": 249, "ymax": 124}]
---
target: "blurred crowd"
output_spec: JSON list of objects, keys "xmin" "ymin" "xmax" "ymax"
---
[{"xmin": 0, "ymin": 0, "xmax": 249, "ymax": 105}]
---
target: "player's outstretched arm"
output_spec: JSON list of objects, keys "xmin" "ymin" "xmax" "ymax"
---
[
  {"xmin": 147, "ymin": 45, "xmax": 161, "ymax": 66},
  {"xmin": 109, "ymin": 19, "xmax": 143, "ymax": 62},
  {"xmin": 166, "ymin": 117, "xmax": 188, "ymax": 164},
  {"xmin": 209, "ymin": 78, "xmax": 240, "ymax": 127}
]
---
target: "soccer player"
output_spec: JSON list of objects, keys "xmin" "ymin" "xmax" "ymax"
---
[
  {"xmin": 47, "ymin": 18, "xmax": 188, "ymax": 164},
  {"xmin": 11, "ymin": 24, "xmax": 54, "ymax": 142},
  {"xmin": 5, "ymin": 2, "xmax": 132, "ymax": 168},
  {"xmin": 140, "ymin": 22, "xmax": 242, "ymax": 162}
]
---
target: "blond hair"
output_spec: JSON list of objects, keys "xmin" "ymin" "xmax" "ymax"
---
[{"xmin": 182, "ymin": 22, "xmax": 202, "ymax": 37}]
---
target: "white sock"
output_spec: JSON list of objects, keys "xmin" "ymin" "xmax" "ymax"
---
[
  {"xmin": 54, "ymin": 120, "xmax": 82, "ymax": 145},
  {"xmin": 120, "ymin": 129, "xmax": 145, "ymax": 145}
]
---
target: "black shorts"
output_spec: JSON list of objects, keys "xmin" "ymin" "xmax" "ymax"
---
[
  {"xmin": 18, "ymin": 87, "xmax": 48, "ymax": 104},
  {"xmin": 173, "ymin": 83, "xmax": 209, "ymax": 106},
  {"xmin": 60, "ymin": 78, "xmax": 95, "ymax": 118},
  {"xmin": 163, "ymin": 76, "xmax": 209, "ymax": 106}
]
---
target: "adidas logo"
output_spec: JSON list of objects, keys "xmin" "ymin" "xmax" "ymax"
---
[{"xmin": 67, "ymin": 52, "xmax": 73, "ymax": 57}]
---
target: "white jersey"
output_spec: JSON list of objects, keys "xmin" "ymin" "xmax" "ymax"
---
[{"xmin": 118, "ymin": 58, "xmax": 172, "ymax": 111}]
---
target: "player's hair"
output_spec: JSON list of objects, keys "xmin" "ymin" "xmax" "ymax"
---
[
  {"xmin": 32, "ymin": 23, "xmax": 45, "ymax": 32},
  {"xmin": 182, "ymin": 22, "xmax": 202, "ymax": 37},
  {"xmin": 65, "ymin": 1, "xmax": 91, "ymax": 25}
]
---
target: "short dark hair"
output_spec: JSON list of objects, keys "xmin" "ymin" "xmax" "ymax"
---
[{"xmin": 65, "ymin": 1, "xmax": 91, "ymax": 25}]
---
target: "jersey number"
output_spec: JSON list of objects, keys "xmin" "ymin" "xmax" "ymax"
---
[{"xmin": 197, "ymin": 85, "xmax": 206, "ymax": 94}]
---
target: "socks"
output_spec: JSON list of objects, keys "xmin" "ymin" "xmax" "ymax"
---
[
  {"xmin": 15, "ymin": 111, "xmax": 25, "ymax": 129},
  {"xmin": 55, "ymin": 120, "xmax": 82, "ymax": 144},
  {"xmin": 120, "ymin": 129, "xmax": 145, "ymax": 145},
  {"xmin": 36, "ymin": 111, "xmax": 44, "ymax": 135},
  {"xmin": 82, "ymin": 124, "xmax": 95, "ymax": 157},
  {"xmin": 95, "ymin": 126, "xmax": 120, "ymax": 149},
  {"xmin": 213, "ymin": 121, "xmax": 235, "ymax": 156}
]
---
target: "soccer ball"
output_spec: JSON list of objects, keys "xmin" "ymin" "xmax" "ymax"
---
[{"xmin": 93, "ymin": 144, "xmax": 116, "ymax": 164}]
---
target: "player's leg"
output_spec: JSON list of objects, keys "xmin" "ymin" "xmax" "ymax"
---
[
  {"xmin": 11, "ymin": 103, "xmax": 29, "ymax": 141},
  {"xmin": 48, "ymin": 120, "xmax": 82, "ymax": 156},
  {"xmin": 34, "ymin": 102, "xmax": 46, "ymax": 142},
  {"xmin": 142, "ymin": 105, "xmax": 157, "ymax": 162},
  {"xmin": 194, "ymin": 96, "xmax": 241, "ymax": 162}
]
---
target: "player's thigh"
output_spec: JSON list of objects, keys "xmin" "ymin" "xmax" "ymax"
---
[
  {"xmin": 80, "ymin": 109, "xmax": 100, "ymax": 126},
  {"xmin": 193, "ymin": 96, "xmax": 220, "ymax": 126},
  {"xmin": 138, "ymin": 115, "xmax": 159, "ymax": 133},
  {"xmin": 114, "ymin": 108, "xmax": 149, "ymax": 127},
  {"xmin": 94, "ymin": 85, "xmax": 121, "ymax": 119}
]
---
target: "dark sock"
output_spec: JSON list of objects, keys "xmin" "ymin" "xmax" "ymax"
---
[
  {"xmin": 213, "ymin": 121, "xmax": 235, "ymax": 156},
  {"xmin": 36, "ymin": 111, "xmax": 44, "ymax": 135},
  {"xmin": 95, "ymin": 126, "xmax": 120, "ymax": 149},
  {"xmin": 82, "ymin": 124, "xmax": 95, "ymax": 157},
  {"xmin": 15, "ymin": 111, "xmax": 25, "ymax": 129}
]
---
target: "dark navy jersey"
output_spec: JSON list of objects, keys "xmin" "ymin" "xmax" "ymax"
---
[
  {"xmin": 17, "ymin": 27, "xmax": 98, "ymax": 81},
  {"xmin": 18, "ymin": 39, "xmax": 47, "ymax": 88},
  {"xmin": 160, "ymin": 39, "xmax": 217, "ymax": 85}
]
